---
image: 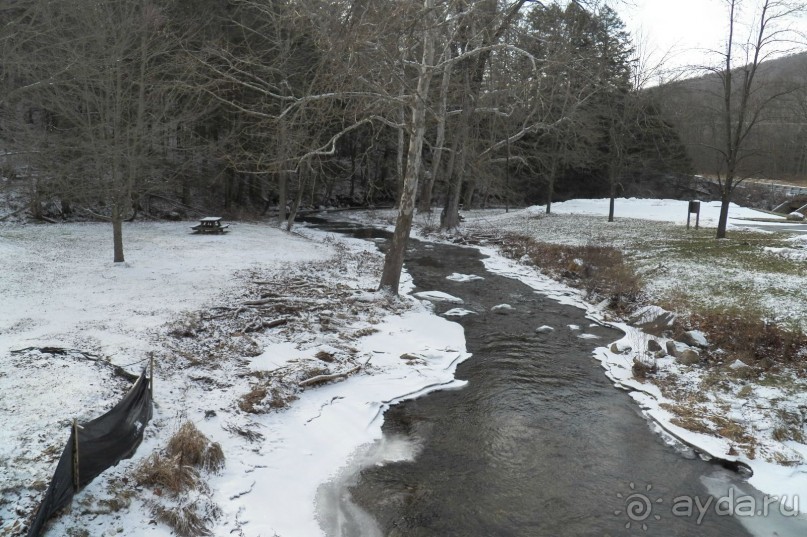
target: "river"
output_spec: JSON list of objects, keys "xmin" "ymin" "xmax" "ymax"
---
[{"xmin": 312, "ymin": 219, "xmax": 804, "ymax": 537}]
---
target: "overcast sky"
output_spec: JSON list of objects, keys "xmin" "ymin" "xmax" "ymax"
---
[{"xmin": 613, "ymin": 0, "xmax": 807, "ymax": 82}]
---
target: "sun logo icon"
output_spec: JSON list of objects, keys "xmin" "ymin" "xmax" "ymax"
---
[{"xmin": 614, "ymin": 482, "xmax": 663, "ymax": 531}]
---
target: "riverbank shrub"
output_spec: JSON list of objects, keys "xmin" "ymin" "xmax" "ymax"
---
[{"xmin": 498, "ymin": 234, "xmax": 643, "ymax": 313}]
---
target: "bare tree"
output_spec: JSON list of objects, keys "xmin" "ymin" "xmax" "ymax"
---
[
  {"xmin": 708, "ymin": 0, "xmax": 805, "ymax": 238},
  {"xmin": 10, "ymin": 0, "xmax": 192, "ymax": 262}
]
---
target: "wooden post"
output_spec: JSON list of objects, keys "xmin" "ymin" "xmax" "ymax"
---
[
  {"xmin": 149, "ymin": 354, "xmax": 154, "ymax": 399},
  {"xmin": 72, "ymin": 419, "xmax": 80, "ymax": 491}
]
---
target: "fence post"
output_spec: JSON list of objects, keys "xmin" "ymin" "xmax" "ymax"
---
[
  {"xmin": 72, "ymin": 419, "xmax": 80, "ymax": 491},
  {"xmin": 149, "ymin": 354, "xmax": 154, "ymax": 399}
]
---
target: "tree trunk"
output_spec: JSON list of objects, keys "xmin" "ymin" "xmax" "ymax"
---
[
  {"xmin": 395, "ymin": 104, "xmax": 406, "ymax": 208},
  {"xmin": 608, "ymin": 194, "xmax": 615, "ymax": 223},
  {"xmin": 379, "ymin": 0, "xmax": 436, "ymax": 294},
  {"xmin": 419, "ymin": 63, "xmax": 452, "ymax": 213},
  {"xmin": 112, "ymin": 205, "xmax": 125, "ymax": 263},
  {"xmin": 716, "ymin": 180, "xmax": 732, "ymax": 239},
  {"xmin": 286, "ymin": 172, "xmax": 306, "ymax": 232},
  {"xmin": 278, "ymin": 171, "xmax": 287, "ymax": 226},
  {"xmin": 462, "ymin": 178, "xmax": 475, "ymax": 209}
]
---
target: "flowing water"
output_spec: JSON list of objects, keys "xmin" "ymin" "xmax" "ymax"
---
[{"xmin": 311, "ymin": 219, "xmax": 806, "ymax": 537}]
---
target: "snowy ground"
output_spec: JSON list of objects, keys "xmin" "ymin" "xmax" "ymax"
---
[
  {"xmin": 4, "ymin": 198, "xmax": 807, "ymax": 536},
  {"xmin": 0, "ymin": 221, "xmax": 468, "ymax": 536}
]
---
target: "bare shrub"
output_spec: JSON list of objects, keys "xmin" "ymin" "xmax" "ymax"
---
[
  {"xmin": 137, "ymin": 422, "xmax": 225, "ymax": 537},
  {"xmin": 136, "ymin": 422, "xmax": 224, "ymax": 495},
  {"xmin": 499, "ymin": 234, "xmax": 643, "ymax": 312}
]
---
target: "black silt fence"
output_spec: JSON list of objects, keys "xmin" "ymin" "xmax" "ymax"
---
[{"xmin": 26, "ymin": 366, "xmax": 153, "ymax": 537}]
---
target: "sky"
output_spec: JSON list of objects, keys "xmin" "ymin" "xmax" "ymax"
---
[{"xmin": 613, "ymin": 0, "xmax": 807, "ymax": 83}]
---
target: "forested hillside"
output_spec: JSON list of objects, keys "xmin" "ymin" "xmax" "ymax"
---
[
  {"xmin": 0, "ymin": 0, "xmax": 691, "ymax": 237},
  {"xmin": 657, "ymin": 52, "xmax": 807, "ymax": 182}
]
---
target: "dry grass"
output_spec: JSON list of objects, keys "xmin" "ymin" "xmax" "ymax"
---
[
  {"xmin": 135, "ymin": 453, "xmax": 199, "ymax": 495},
  {"xmin": 682, "ymin": 310, "xmax": 807, "ymax": 371},
  {"xmin": 136, "ymin": 422, "xmax": 224, "ymax": 536},
  {"xmin": 238, "ymin": 385, "xmax": 268, "ymax": 413},
  {"xmin": 151, "ymin": 503, "xmax": 214, "ymax": 537},
  {"xmin": 499, "ymin": 234, "xmax": 643, "ymax": 312},
  {"xmin": 238, "ymin": 381, "xmax": 298, "ymax": 414},
  {"xmin": 166, "ymin": 422, "xmax": 225, "ymax": 473}
]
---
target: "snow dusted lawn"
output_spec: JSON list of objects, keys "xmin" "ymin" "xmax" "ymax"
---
[
  {"xmin": 0, "ymin": 221, "xmax": 328, "ymax": 358},
  {"xmin": 0, "ymin": 220, "xmax": 469, "ymax": 536}
]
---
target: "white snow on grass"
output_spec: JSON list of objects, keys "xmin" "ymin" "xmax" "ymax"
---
[
  {"xmin": 0, "ymin": 221, "xmax": 328, "ymax": 360},
  {"xmin": 518, "ymin": 198, "xmax": 777, "ymax": 227}
]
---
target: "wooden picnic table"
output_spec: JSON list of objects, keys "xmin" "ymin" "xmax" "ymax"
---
[{"xmin": 191, "ymin": 217, "xmax": 229, "ymax": 234}]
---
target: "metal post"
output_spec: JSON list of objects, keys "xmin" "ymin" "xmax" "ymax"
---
[{"xmin": 72, "ymin": 419, "xmax": 80, "ymax": 491}]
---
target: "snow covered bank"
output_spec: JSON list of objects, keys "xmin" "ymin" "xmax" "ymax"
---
[{"xmin": 0, "ymin": 221, "xmax": 470, "ymax": 537}]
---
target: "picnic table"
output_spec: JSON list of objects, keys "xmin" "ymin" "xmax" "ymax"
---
[{"xmin": 191, "ymin": 217, "xmax": 229, "ymax": 234}]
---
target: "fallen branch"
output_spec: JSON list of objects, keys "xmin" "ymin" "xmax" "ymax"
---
[
  {"xmin": 263, "ymin": 318, "xmax": 288, "ymax": 329},
  {"xmin": 0, "ymin": 206, "xmax": 27, "ymax": 222},
  {"xmin": 243, "ymin": 297, "xmax": 322, "ymax": 306},
  {"xmin": 298, "ymin": 365, "xmax": 361, "ymax": 388},
  {"xmin": 10, "ymin": 346, "xmax": 139, "ymax": 382}
]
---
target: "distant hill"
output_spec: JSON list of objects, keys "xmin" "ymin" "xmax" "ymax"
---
[{"xmin": 653, "ymin": 52, "xmax": 807, "ymax": 181}]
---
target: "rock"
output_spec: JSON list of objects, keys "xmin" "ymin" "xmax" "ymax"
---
[
  {"xmin": 647, "ymin": 339, "xmax": 663, "ymax": 352},
  {"xmin": 729, "ymin": 359, "xmax": 749, "ymax": 370},
  {"xmin": 666, "ymin": 340, "xmax": 677, "ymax": 356},
  {"xmin": 676, "ymin": 348, "xmax": 701, "ymax": 365},
  {"xmin": 681, "ymin": 330, "xmax": 708, "ymax": 348},
  {"xmin": 610, "ymin": 341, "xmax": 632, "ymax": 354},
  {"xmin": 535, "ymin": 325, "xmax": 554, "ymax": 333},
  {"xmin": 628, "ymin": 306, "xmax": 677, "ymax": 337},
  {"xmin": 787, "ymin": 211, "xmax": 805, "ymax": 221},
  {"xmin": 665, "ymin": 340, "xmax": 691, "ymax": 357},
  {"xmin": 491, "ymin": 304, "xmax": 514, "ymax": 314}
]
